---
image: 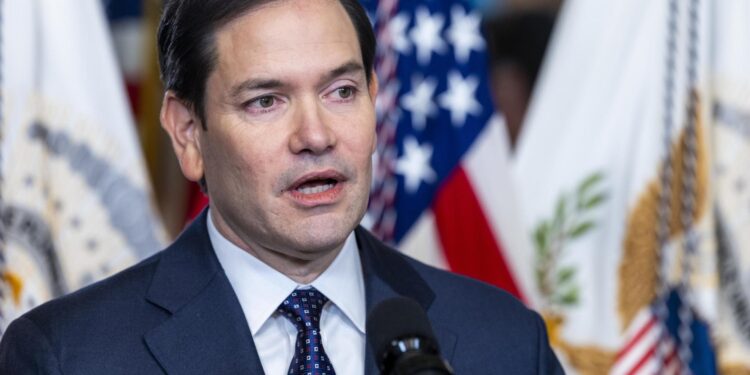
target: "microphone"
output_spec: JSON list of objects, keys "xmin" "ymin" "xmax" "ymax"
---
[{"xmin": 366, "ymin": 297, "xmax": 454, "ymax": 375}]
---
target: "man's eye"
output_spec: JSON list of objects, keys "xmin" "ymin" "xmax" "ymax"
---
[
  {"xmin": 336, "ymin": 87, "xmax": 354, "ymax": 99},
  {"xmin": 256, "ymin": 96, "xmax": 275, "ymax": 108},
  {"xmin": 337, "ymin": 87, "xmax": 352, "ymax": 98}
]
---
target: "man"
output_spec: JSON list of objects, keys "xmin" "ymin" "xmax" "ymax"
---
[{"xmin": 0, "ymin": 1, "xmax": 564, "ymax": 374}]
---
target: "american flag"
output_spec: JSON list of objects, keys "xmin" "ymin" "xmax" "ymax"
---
[
  {"xmin": 611, "ymin": 289, "xmax": 716, "ymax": 375},
  {"xmin": 362, "ymin": 0, "xmax": 535, "ymax": 302}
]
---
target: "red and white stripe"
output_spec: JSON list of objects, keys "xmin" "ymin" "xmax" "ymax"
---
[
  {"xmin": 370, "ymin": 0, "xmax": 400, "ymax": 240},
  {"xmin": 611, "ymin": 308, "xmax": 683, "ymax": 375},
  {"xmin": 398, "ymin": 117, "xmax": 538, "ymax": 305}
]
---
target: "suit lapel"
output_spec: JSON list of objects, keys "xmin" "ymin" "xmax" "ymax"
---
[
  {"xmin": 356, "ymin": 227, "xmax": 457, "ymax": 375},
  {"xmin": 143, "ymin": 211, "xmax": 265, "ymax": 375}
]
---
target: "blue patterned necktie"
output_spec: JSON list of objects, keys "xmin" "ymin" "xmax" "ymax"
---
[{"xmin": 277, "ymin": 288, "xmax": 337, "ymax": 375}]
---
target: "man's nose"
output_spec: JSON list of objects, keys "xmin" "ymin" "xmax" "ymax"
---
[{"xmin": 289, "ymin": 98, "xmax": 337, "ymax": 155}]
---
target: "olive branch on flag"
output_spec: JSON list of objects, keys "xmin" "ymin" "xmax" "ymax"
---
[{"xmin": 533, "ymin": 172, "xmax": 606, "ymax": 314}]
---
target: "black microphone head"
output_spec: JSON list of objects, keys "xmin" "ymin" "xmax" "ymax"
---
[
  {"xmin": 367, "ymin": 297, "xmax": 436, "ymax": 352},
  {"xmin": 367, "ymin": 297, "xmax": 451, "ymax": 374}
]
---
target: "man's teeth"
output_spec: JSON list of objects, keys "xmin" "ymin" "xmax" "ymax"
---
[{"xmin": 297, "ymin": 182, "xmax": 335, "ymax": 194}]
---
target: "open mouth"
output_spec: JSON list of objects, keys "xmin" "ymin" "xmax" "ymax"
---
[
  {"xmin": 287, "ymin": 170, "xmax": 347, "ymax": 201},
  {"xmin": 295, "ymin": 178, "xmax": 339, "ymax": 195}
]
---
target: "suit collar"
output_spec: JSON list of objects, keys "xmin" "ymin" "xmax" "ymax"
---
[
  {"xmin": 144, "ymin": 210, "xmax": 265, "ymax": 374},
  {"xmin": 355, "ymin": 226, "xmax": 435, "ymax": 312},
  {"xmin": 355, "ymin": 227, "xmax": 456, "ymax": 375},
  {"xmin": 145, "ymin": 215, "xmax": 433, "ymax": 317},
  {"xmin": 144, "ymin": 210, "xmax": 218, "ymax": 314}
]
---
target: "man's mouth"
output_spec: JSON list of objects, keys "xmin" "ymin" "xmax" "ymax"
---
[
  {"xmin": 287, "ymin": 170, "xmax": 347, "ymax": 205},
  {"xmin": 295, "ymin": 178, "xmax": 338, "ymax": 195}
]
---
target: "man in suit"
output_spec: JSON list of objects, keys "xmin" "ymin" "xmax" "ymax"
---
[{"xmin": 0, "ymin": 0, "xmax": 564, "ymax": 374}]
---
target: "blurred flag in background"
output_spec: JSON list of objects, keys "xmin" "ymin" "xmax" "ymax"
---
[
  {"xmin": 712, "ymin": 0, "xmax": 750, "ymax": 372},
  {"xmin": 0, "ymin": 0, "xmax": 166, "ymax": 335},
  {"xmin": 514, "ymin": 0, "xmax": 750, "ymax": 373},
  {"xmin": 361, "ymin": 0, "xmax": 538, "ymax": 305}
]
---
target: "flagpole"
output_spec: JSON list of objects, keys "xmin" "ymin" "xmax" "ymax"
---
[
  {"xmin": 676, "ymin": 0, "xmax": 702, "ymax": 370},
  {"xmin": 654, "ymin": 0, "xmax": 680, "ymax": 370}
]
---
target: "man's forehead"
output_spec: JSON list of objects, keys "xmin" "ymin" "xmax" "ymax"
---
[
  {"xmin": 218, "ymin": 0, "xmax": 347, "ymax": 34},
  {"xmin": 215, "ymin": 0, "xmax": 357, "ymax": 50},
  {"xmin": 210, "ymin": 0, "xmax": 362, "ymax": 87}
]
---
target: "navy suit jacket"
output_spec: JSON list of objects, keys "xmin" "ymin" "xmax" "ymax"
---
[{"xmin": 0, "ymin": 211, "xmax": 563, "ymax": 374}]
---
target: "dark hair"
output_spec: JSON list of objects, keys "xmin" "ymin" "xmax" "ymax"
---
[{"xmin": 157, "ymin": 0, "xmax": 376, "ymax": 128}]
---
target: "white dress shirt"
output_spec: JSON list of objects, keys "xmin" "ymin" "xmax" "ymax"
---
[{"xmin": 208, "ymin": 211, "xmax": 366, "ymax": 375}]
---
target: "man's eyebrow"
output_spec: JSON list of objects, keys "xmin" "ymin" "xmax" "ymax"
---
[
  {"xmin": 229, "ymin": 78, "xmax": 285, "ymax": 99},
  {"xmin": 322, "ymin": 61, "xmax": 366, "ymax": 83},
  {"xmin": 229, "ymin": 61, "xmax": 365, "ymax": 99}
]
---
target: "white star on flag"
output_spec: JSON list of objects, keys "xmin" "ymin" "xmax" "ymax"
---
[
  {"xmin": 401, "ymin": 75, "xmax": 438, "ymax": 130},
  {"xmin": 396, "ymin": 136, "xmax": 436, "ymax": 193},
  {"xmin": 438, "ymin": 71, "xmax": 482, "ymax": 126},
  {"xmin": 389, "ymin": 12, "xmax": 412, "ymax": 54},
  {"xmin": 409, "ymin": 7, "xmax": 447, "ymax": 65},
  {"xmin": 446, "ymin": 5, "xmax": 485, "ymax": 63}
]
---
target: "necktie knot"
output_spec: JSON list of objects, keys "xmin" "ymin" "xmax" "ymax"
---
[{"xmin": 278, "ymin": 288, "xmax": 329, "ymax": 332}]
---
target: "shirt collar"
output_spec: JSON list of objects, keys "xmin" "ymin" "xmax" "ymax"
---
[
  {"xmin": 312, "ymin": 231, "xmax": 366, "ymax": 333},
  {"xmin": 208, "ymin": 210, "xmax": 366, "ymax": 335}
]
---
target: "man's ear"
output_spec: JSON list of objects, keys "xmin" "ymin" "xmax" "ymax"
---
[
  {"xmin": 368, "ymin": 69, "xmax": 379, "ymax": 103},
  {"xmin": 160, "ymin": 91, "xmax": 205, "ymax": 182}
]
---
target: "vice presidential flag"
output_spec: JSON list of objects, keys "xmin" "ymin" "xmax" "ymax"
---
[
  {"xmin": 363, "ymin": 0, "xmax": 538, "ymax": 306},
  {"xmin": 0, "ymin": 0, "xmax": 166, "ymax": 336},
  {"xmin": 712, "ymin": 0, "xmax": 750, "ymax": 372},
  {"xmin": 514, "ymin": 0, "xmax": 718, "ymax": 373}
]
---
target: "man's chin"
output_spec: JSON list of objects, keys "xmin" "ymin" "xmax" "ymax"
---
[
  {"xmin": 284, "ymin": 222, "xmax": 355, "ymax": 255},
  {"xmin": 291, "ymin": 232, "xmax": 349, "ymax": 254}
]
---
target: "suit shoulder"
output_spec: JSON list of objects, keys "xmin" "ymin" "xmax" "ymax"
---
[
  {"xmin": 355, "ymin": 226, "xmax": 532, "ymax": 319},
  {"xmin": 19, "ymin": 249, "xmax": 165, "ymax": 334},
  {"xmin": 395, "ymin": 252, "xmax": 559, "ymax": 372},
  {"xmin": 406, "ymin": 255, "xmax": 533, "ymax": 317}
]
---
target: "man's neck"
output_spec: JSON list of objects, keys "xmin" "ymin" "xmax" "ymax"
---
[
  {"xmin": 208, "ymin": 209, "xmax": 344, "ymax": 284},
  {"xmin": 245, "ymin": 244, "xmax": 342, "ymax": 285}
]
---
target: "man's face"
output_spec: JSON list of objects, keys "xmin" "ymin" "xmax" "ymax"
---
[{"xmin": 195, "ymin": 0, "xmax": 377, "ymax": 260}]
